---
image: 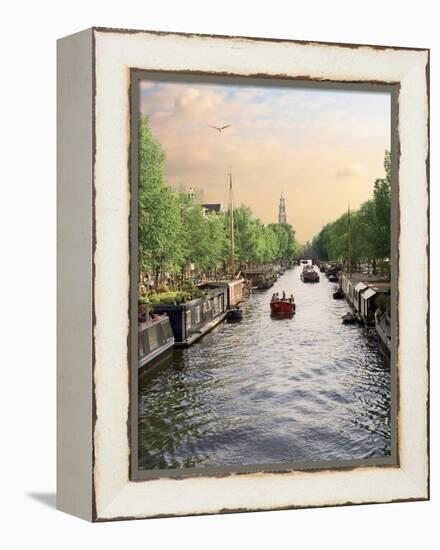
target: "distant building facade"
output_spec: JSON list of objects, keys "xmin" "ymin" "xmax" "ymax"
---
[
  {"xmin": 278, "ymin": 193, "xmax": 287, "ymax": 224},
  {"xmin": 202, "ymin": 203, "xmax": 223, "ymax": 216}
]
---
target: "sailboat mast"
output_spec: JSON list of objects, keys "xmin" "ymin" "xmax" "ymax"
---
[
  {"xmin": 347, "ymin": 205, "xmax": 352, "ymax": 275},
  {"xmin": 229, "ymin": 172, "xmax": 235, "ymax": 276}
]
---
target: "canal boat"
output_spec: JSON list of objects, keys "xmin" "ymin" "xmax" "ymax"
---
[
  {"xmin": 242, "ymin": 265, "xmax": 277, "ymax": 290},
  {"xmin": 375, "ymin": 310, "xmax": 391, "ymax": 360},
  {"xmin": 270, "ymin": 298, "xmax": 296, "ymax": 316},
  {"xmin": 138, "ymin": 314, "xmax": 174, "ymax": 370},
  {"xmin": 301, "ymin": 265, "xmax": 320, "ymax": 283},
  {"xmin": 152, "ymin": 286, "xmax": 227, "ymax": 347},
  {"xmin": 342, "ymin": 312, "xmax": 361, "ymax": 325},
  {"xmin": 201, "ymin": 278, "xmax": 245, "ymax": 309},
  {"xmin": 226, "ymin": 305, "xmax": 243, "ymax": 322}
]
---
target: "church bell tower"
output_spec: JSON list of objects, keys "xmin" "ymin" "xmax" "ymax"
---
[{"xmin": 278, "ymin": 193, "xmax": 287, "ymax": 224}]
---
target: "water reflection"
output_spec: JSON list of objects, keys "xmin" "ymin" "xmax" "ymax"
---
[{"xmin": 138, "ymin": 266, "xmax": 391, "ymax": 469}]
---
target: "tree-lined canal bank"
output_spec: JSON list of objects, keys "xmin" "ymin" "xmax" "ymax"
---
[{"xmin": 138, "ymin": 265, "xmax": 391, "ymax": 470}]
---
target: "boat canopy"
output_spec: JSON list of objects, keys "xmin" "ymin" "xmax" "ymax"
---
[
  {"xmin": 362, "ymin": 287, "xmax": 377, "ymax": 301},
  {"xmin": 355, "ymin": 282, "xmax": 368, "ymax": 292}
]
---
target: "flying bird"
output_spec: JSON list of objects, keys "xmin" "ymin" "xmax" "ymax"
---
[{"xmin": 209, "ymin": 124, "xmax": 231, "ymax": 132}]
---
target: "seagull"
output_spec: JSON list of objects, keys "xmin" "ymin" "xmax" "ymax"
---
[{"xmin": 209, "ymin": 124, "xmax": 231, "ymax": 132}]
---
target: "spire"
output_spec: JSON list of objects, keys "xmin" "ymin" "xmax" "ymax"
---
[{"xmin": 278, "ymin": 193, "xmax": 287, "ymax": 224}]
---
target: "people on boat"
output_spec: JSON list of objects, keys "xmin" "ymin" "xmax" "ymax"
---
[
  {"xmin": 282, "ymin": 290, "xmax": 286, "ymax": 300},
  {"xmin": 289, "ymin": 294, "xmax": 295, "ymax": 303}
]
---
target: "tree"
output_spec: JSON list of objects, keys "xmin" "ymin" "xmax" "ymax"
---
[
  {"xmin": 205, "ymin": 212, "xmax": 228, "ymax": 273},
  {"xmin": 310, "ymin": 150, "xmax": 391, "ymax": 277},
  {"xmin": 178, "ymin": 192, "xmax": 228, "ymax": 275},
  {"xmin": 138, "ymin": 116, "xmax": 185, "ymax": 287},
  {"xmin": 233, "ymin": 206, "xmax": 260, "ymax": 266},
  {"xmin": 371, "ymin": 150, "xmax": 391, "ymax": 263}
]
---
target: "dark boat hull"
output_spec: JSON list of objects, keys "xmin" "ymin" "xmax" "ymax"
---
[
  {"xmin": 226, "ymin": 308, "xmax": 243, "ymax": 322},
  {"xmin": 301, "ymin": 274, "xmax": 320, "ymax": 282},
  {"xmin": 342, "ymin": 313, "xmax": 360, "ymax": 325}
]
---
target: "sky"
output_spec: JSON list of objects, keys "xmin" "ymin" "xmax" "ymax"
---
[{"xmin": 139, "ymin": 79, "xmax": 391, "ymax": 243}]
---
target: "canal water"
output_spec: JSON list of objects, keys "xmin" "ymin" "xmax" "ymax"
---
[{"xmin": 138, "ymin": 265, "xmax": 391, "ymax": 470}]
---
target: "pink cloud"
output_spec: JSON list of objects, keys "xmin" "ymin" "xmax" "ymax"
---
[{"xmin": 139, "ymin": 81, "xmax": 390, "ymax": 242}]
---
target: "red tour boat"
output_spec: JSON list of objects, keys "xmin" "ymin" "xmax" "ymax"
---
[{"xmin": 270, "ymin": 295, "xmax": 296, "ymax": 315}]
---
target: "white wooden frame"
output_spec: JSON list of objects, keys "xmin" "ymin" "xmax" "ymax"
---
[{"xmin": 57, "ymin": 27, "xmax": 429, "ymax": 522}]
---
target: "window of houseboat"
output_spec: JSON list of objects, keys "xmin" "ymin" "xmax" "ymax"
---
[
  {"xmin": 147, "ymin": 325, "xmax": 159, "ymax": 351},
  {"xmin": 162, "ymin": 319, "xmax": 172, "ymax": 340},
  {"xmin": 139, "ymin": 331, "xmax": 150, "ymax": 357},
  {"xmin": 194, "ymin": 305, "xmax": 201, "ymax": 324},
  {"xmin": 186, "ymin": 309, "xmax": 192, "ymax": 329}
]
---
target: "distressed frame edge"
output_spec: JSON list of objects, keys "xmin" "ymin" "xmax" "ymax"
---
[
  {"xmin": 56, "ymin": 27, "xmax": 94, "ymax": 522},
  {"xmin": 93, "ymin": 29, "xmax": 429, "ymax": 521},
  {"xmin": 55, "ymin": 28, "xmax": 429, "ymax": 522},
  {"xmin": 129, "ymin": 71, "xmax": 400, "ymax": 482},
  {"xmin": 92, "ymin": 25, "xmax": 430, "ymax": 53}
]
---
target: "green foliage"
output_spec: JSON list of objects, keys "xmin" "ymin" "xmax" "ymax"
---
[
  {"xmin": 149, "ymin": 283, "xmax": 209, "ymax": 305},
  {"xmin": 375, "ymin": 294, "xmax": 391, "ymax": 317},
  {"xmin": 138, "ymin": 294, "xmax": 150, "ymax": 305},
  {"xmin": 138, "ymin": 117, "xmax": 302, "ymax": 286},
  {"xmin": 177, "ymin": 279, "xmax": 199, "ymax": 295},
  {"xmin": 311, "ymin": 150, "xmax": 391, "ymax": 271},
  {"xmin": 149, "ymin": 291, "xmax": 192, "ymax": 305},
  {"xmin": 178, "ymin": 192, "xmax": 228, "ymax": 273},
  {"xmin": 233, "ymin": 207, "xmax": 300, "ymax": 265},
  {"xmin": 138, "ymin": 116, "xmax": 185, "ymax": 278}
]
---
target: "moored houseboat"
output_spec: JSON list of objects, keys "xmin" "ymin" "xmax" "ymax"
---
[
  {"xmin": 301, "ymin": 265, "xmax": 320, "ymax": 283},
  {"xmin": 340, "ymin": 273, "xmax": 390, "ymax": 325},
  {"xmin": 375, "ymin": 310, "xmax": 391, "ymax": 360},
  {"xmin": 325, "ymin": 265, "xmax": 340, "ymax": 279},
  {"xmin": 138, "ymin": 314, "xmax": 174, "ymax": 370},
  {"xmin": 242, "ymin": 265, "xmax": 277, "ymax": 290},
  {"xmin": 202, "ymin": 278, "xmax": 246, "ymax": 309},
  {"xmin": 152, "ymin": 286, "xmax": 227, "ymax": 347}
]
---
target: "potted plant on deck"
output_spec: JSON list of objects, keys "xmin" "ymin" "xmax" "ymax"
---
[{"xmin": 138, "ymin": 293, "xmax": 150, "ymax": 321}]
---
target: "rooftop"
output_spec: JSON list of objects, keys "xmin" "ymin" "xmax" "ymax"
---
[{"xmin": 202, "ymin": 203, "xmax": 222, "ymax": 213}]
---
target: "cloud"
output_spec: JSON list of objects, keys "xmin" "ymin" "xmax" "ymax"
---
[
  {"xmin": 336, "ymin": 163, "xmax": 369, "ymax": 179},
  {"xmin": 140, "ymin": 81, "xmax": 157, "ymax": 93},
  {"xmin": 139, "ymin": 81, "xmax": 389, "ymax": 242}
]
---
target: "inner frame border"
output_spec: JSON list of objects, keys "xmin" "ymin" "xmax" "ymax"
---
[{"xmin": 129, "ymin": 70, "xmax": 400, "ymax": 482}]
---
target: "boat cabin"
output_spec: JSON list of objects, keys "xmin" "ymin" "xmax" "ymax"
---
[
  {"xmin": 152, "ymin": 286, "xmax": 227, "ymax": 347},
  {"xmin": 201, "ymin": 278, "xmax": 245, "ymax": 309},
  {"xmin": 138, "ymin": 314, "xmax": 174, "ymax": 370}
]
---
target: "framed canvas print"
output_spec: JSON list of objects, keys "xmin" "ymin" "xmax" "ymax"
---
[{"xmin": 57, "ymin": 27, "xmax": 429, "ymax": 521}]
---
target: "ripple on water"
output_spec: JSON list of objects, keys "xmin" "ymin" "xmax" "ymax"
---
[{"xmin": 139, "ymin": 266, "xmax": 392, "ymax": 469}]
